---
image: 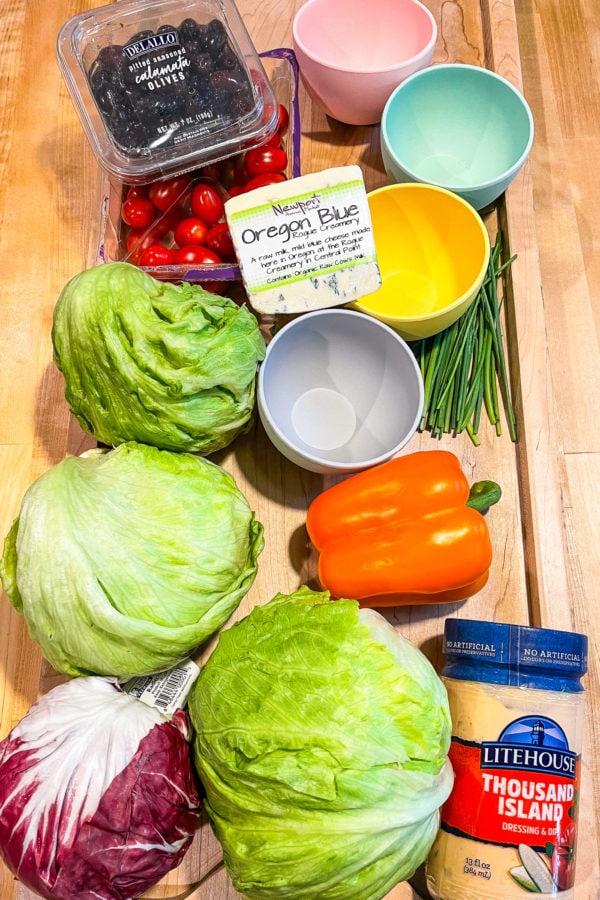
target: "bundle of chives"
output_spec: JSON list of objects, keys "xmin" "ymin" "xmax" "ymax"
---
[{"xmin": 412, "ymin": 234, "xmax": 517, "ymax": 446}]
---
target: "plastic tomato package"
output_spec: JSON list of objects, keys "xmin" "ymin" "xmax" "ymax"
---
[{"xmin": 94, "ymin": 49, "xmax": 301, "ymax": 292}]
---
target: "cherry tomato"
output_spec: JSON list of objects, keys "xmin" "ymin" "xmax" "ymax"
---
[
  {"xmin": 200, "ymin": 280, "xmax": 227, "ymax": 295},
  {"xmin": 232, "ymin": 153, "xmax": 248, "ymax": 186},
  {"xmin": 244, "ymin": 146, "xmax": 288, "ymax": 178},
  {"xmin": 277, "ymin": 103, "xmax": 290, "ymax": 134},
  {"xmin": 121, "ymin": 197, "xmax": 156, "ymax": 229},
  {"xmin": 126, "ymin": 228, "xmax": 149, "ymax": 253},
  {"xmin": 125, "ymin": 228, "xmax": 163, "ymax": 264},
  {"xmin": 173, "ymin": 217, "xmax": 209, "ymax": 248},
  {"xmin": 190, "ymin": 183, "xmax": 225, "ymax": 227},
  {"xmin": 206, "ymin": 222, "xmax": 236, "ymax": 261},
  {"xmin": 264, "ymin": 131, "xmax": 283, "ymax": 148},
  {"xmin": 175, "ymin": 245, "xmax": 223, "ymax": 265},
  {"xmin": 551, "ymin": 822, "xmax": 577, "ymax": 890},
  {"xmin": 154, "ymin": 209, "xmax": 181, "ymax": 238},
  {"xmin": 227, "ymin": 184, "xmax": 245, "ymax": 198},
  {"xmin": 126, "ymin": 184, "xmax": 150, "ymax": 201},
  {"xmin": 198, "ymin": 162, "xmax": 226, "ymax": 183},
  {"xmin": 149, "ymin": 174, "xmax": 192, "ymax": 212},
  {"xmin": 244, "ymin": 173, "xmax": 287, "ymax": 192},
  {"xmin": 138, "ymin": 243, "xmax": 177, "ymax": 266}
]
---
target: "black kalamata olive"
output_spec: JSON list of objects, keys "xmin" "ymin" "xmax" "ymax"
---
[
  {"xmin": 211, "ymin": 68, "xmax": 250, "ymax": 94},
  {"xmin": 111, "ymin": 119, "xmax": 149, "ymax": 155},
  {"xmin": 128, "ymin": 30, "xmax": 154, "ymax": 44},
  {"xmin": 135, "ymin": 91, "xmax": 174, "ymax": 124},
  {"xmin": 180, "ymin": 36, "xmax": 201, "ymax": 58},
  {"xmin": 202, "ymin": 19, "xmax": 228, "ymax": 56},
  {"xmin": 121, "ymin": 64, "xmax": 143, "ymax": 91},
  {"xmin": 186, "ymin": 71, "xmax": 210, "ymax": 95},
  {"xmin": 187, "ymin": 81, "xmax": 218, "ymax": 113},
  {"xmin": 88, "ymin": 61, "xmax": 109, "ymax": 94},
  {"xmin": 109, "ymin": 95, "xmax": 136, "ymax": 126},
  {"xmin": 94, "ymin": 82, "xmax": 122, "ymax": 115},
  {"xmin": 219, "ymin": 47, "xmax": 241, "ymax": 71},
  {"xmin": 191, "ymin": 51, "xmax": 215, "ymax": 75},
  {"xmin": 96, "ymin": 44, "xmax": 125, "ymax": 69},
  {"xmin": 178, "ymin": 17, "xmax": 201, "ymax": 43},
  {"xmin": 228, "ymin": 92, "xmax": 255, "ymax": 117}
]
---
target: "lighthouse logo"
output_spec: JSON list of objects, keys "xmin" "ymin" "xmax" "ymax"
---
[
  {"xmin": 498, "ymin": 715, "xmax": 569, "ymax": 748},
  {"xmin": 480, "ymin": 716, "xmax": 576, "ymax": 778}
]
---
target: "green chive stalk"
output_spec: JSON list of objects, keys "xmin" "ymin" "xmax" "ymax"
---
[{"xmin": 412, "ymin": 234, "xmax": 517, "ymax": 446}]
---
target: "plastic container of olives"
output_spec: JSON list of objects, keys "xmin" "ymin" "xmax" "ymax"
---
[
  {"xmin": 93, "ymin": 48, "xmax": 301, "ymax": 293},
  {"xmin": 57, "ymin": 0, "xmax": 281, "ymax": 183}
]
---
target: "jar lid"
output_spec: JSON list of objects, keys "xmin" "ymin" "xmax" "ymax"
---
[{"xmin": 442, "ymin": 618, "xmax": 588, "ymax": 690}]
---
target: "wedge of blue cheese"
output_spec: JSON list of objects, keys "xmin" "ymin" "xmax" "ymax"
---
[{"xmin": 225, "ymin": 165, "xmax": 381, "ymax": 314}]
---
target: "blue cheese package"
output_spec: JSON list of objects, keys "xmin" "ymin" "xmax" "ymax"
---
[{"xmin": 225, "ymin": 165, "xmax": 382, "ymax": 314}]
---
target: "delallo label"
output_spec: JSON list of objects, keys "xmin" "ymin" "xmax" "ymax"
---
[{"xmin": 441, "ymin": 714, "xmax": 580, "ymax": 851}]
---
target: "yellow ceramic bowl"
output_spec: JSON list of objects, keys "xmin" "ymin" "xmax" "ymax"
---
[{"xmin": 352, "ymin": 183, "xmax": 490, "ymax": 340}]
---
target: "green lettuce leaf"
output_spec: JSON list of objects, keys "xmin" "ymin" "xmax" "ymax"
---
[
  {"xmin": 189, "ymin": 586, "xmax": 453, "ymax": 900},
  {"xmin": 0, "ymin": 442, "xmax": 264, "ymax": 678},
  {"xmin": 51, "ymin": 262, "xmax": 266, "ymax": 454}
]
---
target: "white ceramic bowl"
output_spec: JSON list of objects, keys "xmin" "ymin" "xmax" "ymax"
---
[{"xmin": 257, "ymin": 309, "xmax": 424, "ymax": 474}]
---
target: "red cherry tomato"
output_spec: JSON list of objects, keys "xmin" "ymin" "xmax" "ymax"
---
[
  {"xmin": 190, "ymin": 183, "xmax": 225, "ymax": 227},
  {"xmin": 206, "ymin": 222, "xmax": 236, "ymax": 261},
  {"xmin": 277, "ymin": 103, "xmax": 290, "ymax": 134},
  {"xmin": 551, "ymin": 822, "xmax": 577, "ymax": 890},
  {"xmin": 232, "ymin": 153, "xmax": 248, "ymax": 186},
  {"xmin": 227, "ymin": 184, "xmax": 245, "ymax": 198},
  {"xmin": 138, "ymin": 244, "xmax": 177, "ymax": 266},
  {"xmin": 149, "ymin": 174, "xmax": 192, "ymax": 212},
  {"xmin": 126, "ymin": 228, "xmax": 149, "ymax": 254},
  {"xmin": 243, "ymin": 173, "xmax": 287, "ymax": 192},
  {"xmin": 125, "ymin": 228, "xmax": 163, "ymax": 264},
  {"xmin": 264, "ymin": 131, "xmax": 283, "ymax": 148},
  {"xmin": 175, "ymin": 245, "xmax": 223, "ymax": 265},
  {"xmin": 121, "ymin": 197, "xmax": 156, "ymax": 229},
  {"xmin": 126, "ymin": 184, "xmax": 150, "ymax": 201},
  {"xmin": 154, "ymin": 209, "xmax": 181, "ymax": 238},
  {"xmin": 244, "ymin": 146, "xmax": 288, "ymax": 178},
  {"xmin": 200, "ymin": 280, "xmax": 227, "ymax": 295},
  {"xmin": 198, "ymin": 162, "xmax": 225, "ymax": 183},
  {"xmin": 173, "ymin": 217, "xmax": 209, "ymax": 248}
]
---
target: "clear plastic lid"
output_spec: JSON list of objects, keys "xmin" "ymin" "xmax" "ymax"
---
[
  {"xmin": 442, "ymin": 618, "xmax": 588, "ymax": 691},
  {"xmin": 57, "ymin": 0, "xmax": 280, "ymax": 183}
]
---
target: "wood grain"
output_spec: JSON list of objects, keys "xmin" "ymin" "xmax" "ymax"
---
[{"xmin": 0, "ymin": 0, "xmax": 598, "ymax": 897}]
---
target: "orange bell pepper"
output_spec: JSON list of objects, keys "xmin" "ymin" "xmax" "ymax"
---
[{"xmin": 306, "ymin": 450, "xmax": 500, "ymax": 607}]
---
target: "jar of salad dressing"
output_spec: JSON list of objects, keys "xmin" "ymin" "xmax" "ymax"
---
[{"xmin": 425, "ymin": 618, "xmax": 587, "ymax": 900}]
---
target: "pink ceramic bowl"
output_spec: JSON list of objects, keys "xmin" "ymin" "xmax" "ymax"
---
[{"xmin": 292, "ymin": 0, "xmax": 437, "ymax": 126}]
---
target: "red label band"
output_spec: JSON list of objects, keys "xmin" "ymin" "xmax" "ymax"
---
[{"xmin": 441, "ymin": 738, "xmax": 580, "ymax": 849}]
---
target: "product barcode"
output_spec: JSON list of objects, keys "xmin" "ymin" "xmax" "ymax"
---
[
  {"xmin": 155, "ymin": 668, "xmax": 189, "ymax": 707},
  {"xmin": 120, "ymin": 659, "xmax": 200, "ymax": 714}
]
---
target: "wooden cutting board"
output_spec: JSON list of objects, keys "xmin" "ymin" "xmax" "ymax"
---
[{"xmin": 0, "ymin": 0, "xmax": 597, "ymax": 898}]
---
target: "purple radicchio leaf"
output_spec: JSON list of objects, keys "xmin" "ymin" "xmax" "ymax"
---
[{"xmin": 0, "ymin": 676, "xmax": 201, "ymax": 899}]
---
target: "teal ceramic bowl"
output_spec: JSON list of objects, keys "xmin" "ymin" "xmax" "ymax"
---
[{"xmin": 381, "ymin": 63, "xmax": 534, "ymax": 210}]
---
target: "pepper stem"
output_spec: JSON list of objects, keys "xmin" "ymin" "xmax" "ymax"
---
[{"xmin": 467, "ymin": 480, "xmax": 502, "ymax": 513}]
